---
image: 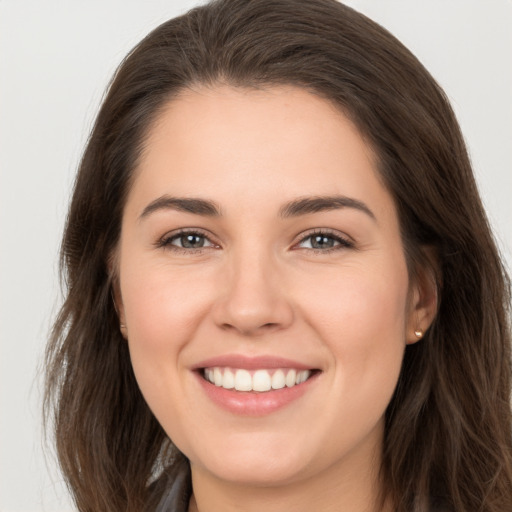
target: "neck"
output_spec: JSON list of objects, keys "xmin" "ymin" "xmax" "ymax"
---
[{"xmin": 187, "ymin": 431, "xmax": 393, "ymax": 512}]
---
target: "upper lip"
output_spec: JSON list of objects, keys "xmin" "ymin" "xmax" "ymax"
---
[{"xmin": 192, "ymin": 354, "xmax": 317, "ymax": 371}]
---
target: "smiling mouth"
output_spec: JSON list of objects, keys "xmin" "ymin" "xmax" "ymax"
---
[{"xmin": 202, "ymin": 367, "xmax": 318, "ymax": 392}]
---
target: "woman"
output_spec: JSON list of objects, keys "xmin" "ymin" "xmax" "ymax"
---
[{"xmin": 44, "ymin": 0, "xmax": 512, "ymax": 511}]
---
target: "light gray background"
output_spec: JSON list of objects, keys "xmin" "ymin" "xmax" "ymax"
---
[{"xmin": 1, "ymin": 1, "xmax": 510, "ymax": 511}]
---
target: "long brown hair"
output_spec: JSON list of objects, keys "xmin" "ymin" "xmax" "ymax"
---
[{"xmin": 44, "ymin": 1, "xmax": 512, "ymax": 510}]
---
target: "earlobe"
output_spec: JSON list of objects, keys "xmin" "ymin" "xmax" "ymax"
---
[
  {"xmin": 406, "ymin": 251, "xmax": 440, "ymax": 345},
  {"xmin": 406, "ymin": 285, "xmax": 437, "ymax": 345},
  {"xmin": 111, "ymin": 280, "xmax": 128, "ymax": 339},
  {"xmin": 413, "ymin": 329, "xmax": 424, "ymax": 340},
  {"xmin": 108, "ymin": 250, "xmax": 128, "ymax": 339}
]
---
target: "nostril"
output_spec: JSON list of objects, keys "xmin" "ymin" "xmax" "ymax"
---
[
  {"xmin": 211, "ymin": 287, "xmax": 295, "ymax": 335},
  {"xmin": 218, "ymin": 320, "xmax": 283, "ymax": 335},
  {"xmin": 229, "ymin": 321, "xmax": 284, "ymax": 336}
]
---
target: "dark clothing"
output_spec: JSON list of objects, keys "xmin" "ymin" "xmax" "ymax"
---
[{"xmin": 153, "ymin": 459, "xmax": 192, "ymax": 512}]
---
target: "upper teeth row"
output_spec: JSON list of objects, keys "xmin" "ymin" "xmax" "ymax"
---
[{"xmin": 204, "ymin": 367, "xmax": 311, "ymax": 392}]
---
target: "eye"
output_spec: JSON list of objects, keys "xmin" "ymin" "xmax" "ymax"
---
[
  {"xmin": 157, "ymin": 230, "xmax": 216, "ymax": 251},
  {"xmin": 296, "ymin": 230, "xmax": 353, "ymax": 251}
]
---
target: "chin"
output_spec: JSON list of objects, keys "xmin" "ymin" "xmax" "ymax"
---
[
  {"xmin": 185, "ymin": 431, "xmax": 318, "ymax": 486},
  {"xmin": 197, "ymin": 457, "xmax": 310, "ymax": 487}
]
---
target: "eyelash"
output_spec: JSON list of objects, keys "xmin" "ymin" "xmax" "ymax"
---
[
  {"xmin": 156, "ymin": 228, "xmax": 354, "ymax": 254},
  {"xmin": 294, "ymin": 229, "xmax": 354, "ymax": 253},
  {"xmin": 156, "ymin": 229, "xmax": 217, "ymax": 254}
]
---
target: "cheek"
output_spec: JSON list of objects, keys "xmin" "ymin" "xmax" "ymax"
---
[
  {"xmin": 118, "ymin": 260, "xmax": 213, "ymax": 402},
  {"xmin": 119, "ymin": 262, "xmax": 217, "ymax": 429},
  {"xmin": 121, "ymin": 261, "xmax": 213, "ymax": 348},
  {"xmin": 301, "ymin": 261, "xmax": 408, "ymax": 336},
  {"xmin": 325, "ymin": 273, "xmax": 408, "ymax": 434},
  {"xmin": 298, "ymin": 263, "xmax": 409, "ymax": 388}
]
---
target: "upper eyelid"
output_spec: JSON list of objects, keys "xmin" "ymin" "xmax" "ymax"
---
[
  {"xmin": 157, "ymin": 227, "xmax": 218, "ymax": 247},
  {"xmin": 155, "ymin": 227, "xmax": 354, "ymax": 248},
  {"xmin": 294, "ymin": 228, "xmax": 354, "ymax": 245},
  {"xmin": 162, "ymin": 227, "xmax": 213, "ymax": 238}
]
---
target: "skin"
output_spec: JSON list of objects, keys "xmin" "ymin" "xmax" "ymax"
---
[{"xmin": 115, "ymin": 85, "xmax": 436, "ymax": 512}]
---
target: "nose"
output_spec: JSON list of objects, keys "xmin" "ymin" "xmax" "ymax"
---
[{"xmin": 211, "ymin": 250, "xmax": 294, "ymax": 337}]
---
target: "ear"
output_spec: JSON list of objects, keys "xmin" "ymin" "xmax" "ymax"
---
[
  {"xmin": 111, "ymin": 281, "xmax": 128, "ymax": 339},
  {"xmin": 108, "ymin": 251, "xmax": 128, "ymax": 339},
  {"xmin": 406, "ymin": 247, "xmax": 439, "ymax": 345}
]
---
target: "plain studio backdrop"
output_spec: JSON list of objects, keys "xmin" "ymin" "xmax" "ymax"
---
[{"xmin": 0, "ymin": 1, "xmax": 510, "ymax": 511}]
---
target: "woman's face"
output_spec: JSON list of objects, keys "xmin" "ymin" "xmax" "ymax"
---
[{"xmin": 116, "ymin": 85, "xmax": 429, "ymax": 488}]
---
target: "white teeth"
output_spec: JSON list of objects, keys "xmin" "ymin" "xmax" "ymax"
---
[
  {"xmin": 296, "ymin": 370, "xmax": 310, "ymax": 384},
  {"xmin": 271, "ymin": 369, "xmax": 286, "ymax": 390},
  {"xmin": 223, "ymin": 368, "xmax": 235, "ymax": 389},
  {"xmin": 253, "ymin": 370, "xmax": 272, "ymax": 392},
  {"xmin": 285, "ymin": 369, "xmax": 297, "ymax": 387},
  {"xmin": 203, "ymin": 367, "xmax": 312, "ymax": 392},
  {"xmin": 234, "ymin": 369, "xmax": 252, "ymax": 391}
]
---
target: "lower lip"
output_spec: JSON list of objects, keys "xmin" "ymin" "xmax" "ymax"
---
[{"xmin": 195, "ymin": 371, "xmax": 319, "ymax": 416}]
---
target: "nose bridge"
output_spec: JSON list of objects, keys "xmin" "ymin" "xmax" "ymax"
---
[{"xmin": 213, "ymin": 242, "xmax": 293, "ymax": 335}]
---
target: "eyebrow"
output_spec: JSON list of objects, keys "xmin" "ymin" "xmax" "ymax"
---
[
  {"xmin": 139, "ymin": 196, "xmax": 221, "ymax": 220},
  {"xmin": 139, "ymin": 194, "xmax": 375, "ymax": 221},
  {"xmin": 279, "ymin": 195, "xmax": 376, "ymax": 221}
]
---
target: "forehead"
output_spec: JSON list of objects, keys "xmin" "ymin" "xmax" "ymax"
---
[
  {"xmin": 143, "ymin": 85, "xmax": 368, "ymax": 161},
  {"xmin": 127, "ymin": 84, "xmax": 394, "ymax": 223}
]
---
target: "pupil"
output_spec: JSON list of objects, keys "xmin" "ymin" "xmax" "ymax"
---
[
  {"xmin": 182, "ymin": 234, "xmax": 204, "ymax": 248},
  {"xmin": 312, "ymin": 235, "xmax": 333, "ymax": 249}
]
